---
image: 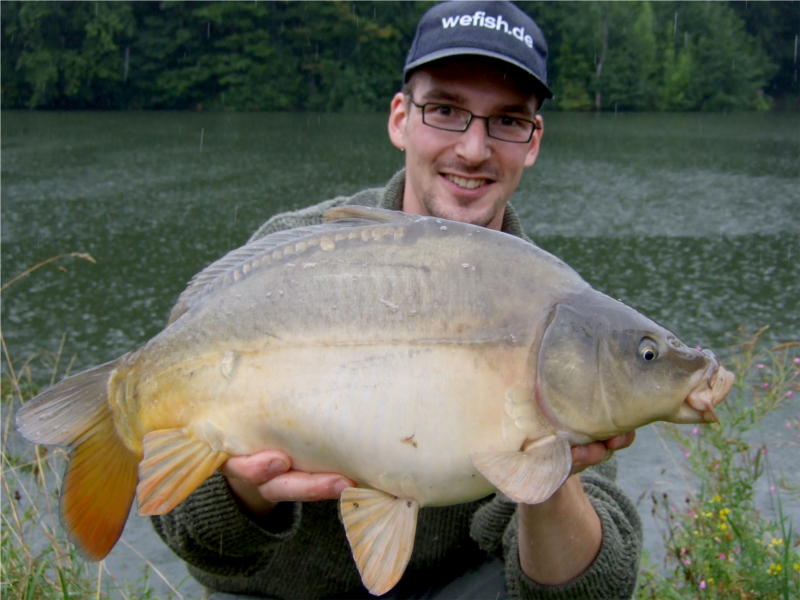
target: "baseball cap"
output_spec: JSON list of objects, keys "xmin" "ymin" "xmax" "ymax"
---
[{"xmin": 404, "ymin": 1, "xmax": 553, "ymax": 99}]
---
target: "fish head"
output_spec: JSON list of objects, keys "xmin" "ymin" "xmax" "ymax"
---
[{"xmin": 537, "ymin": 292, "xmax": 734, "ymax": 441}]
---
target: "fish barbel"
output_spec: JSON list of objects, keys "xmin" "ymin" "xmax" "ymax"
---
[{"xmin": 16, "ymin": 206, "xmax": 734, "ymax": 595}]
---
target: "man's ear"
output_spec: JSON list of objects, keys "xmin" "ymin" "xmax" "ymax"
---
[
  {"xmin": 524, "ymin": 114, "xmax": 544, "ymax": 168},
  {"xmin": 387, "ymin": 92, "xmax": 409, "ymax": 152}
]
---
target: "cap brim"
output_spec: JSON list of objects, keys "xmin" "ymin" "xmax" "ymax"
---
[{"xmin": 404, "ymin": 48, "xmax": 553, "ymax": 99}]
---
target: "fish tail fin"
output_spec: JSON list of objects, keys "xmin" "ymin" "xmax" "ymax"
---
[{"xmin": 15, "ymin": 360, "xmax": 138, "ymax": 560}]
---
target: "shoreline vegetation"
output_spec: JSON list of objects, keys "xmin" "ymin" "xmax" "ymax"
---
[
  {"xmin": 1, "ymin": 256, "xmax": 798, "ymax": 598},
  {"xmin": 638, "ymin": 328, "xmax": 799, "ymax": 599},
  {"xmin": 1, "ymin": 1, "xmax": 797, "ymax": 113}
]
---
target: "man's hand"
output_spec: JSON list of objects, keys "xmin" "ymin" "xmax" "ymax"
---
[
  {"xmin": 570, "ymin": 431, "xmax": 636, "ymax": 474},
  {"xmin": 222, "ymin": 450, "xmax": 355, "ymax": 517}
]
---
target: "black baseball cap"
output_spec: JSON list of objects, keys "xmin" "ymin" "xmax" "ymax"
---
[{"xmin": 404, "ymin": 1, "xmax": 553, "ymax": 100}]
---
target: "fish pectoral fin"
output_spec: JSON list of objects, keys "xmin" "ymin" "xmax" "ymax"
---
[
  {"xmin": 339, "ymin": 487, "xmax": 419, "ymax": 596},
  {"xmin": 137, "ymin": 429, "xmax": 228, "ymax": 515},
  {"xmin": 471, "ymin": 435, "xmax": 572, "ymax": 505}
]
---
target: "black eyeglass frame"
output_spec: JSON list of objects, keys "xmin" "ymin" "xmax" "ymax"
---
[{"xmin": 407, "ymin": 96, "xmax": 538, "ymax": 144}]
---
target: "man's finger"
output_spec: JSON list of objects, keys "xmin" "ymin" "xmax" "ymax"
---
[
  {"xmin": 222, "ymin": 450, "xmax": 291, "ymax": 484},
  {"xmin": 570, "ymin": 442, "xmax": 608, "ymax": 473},
  {"xmin": 258, "ymin": 472, "xmax": 354, "ymax": 503},
  {"xmin": 607, "ymin": 431, "xmax": 636, "ymax": 452}
]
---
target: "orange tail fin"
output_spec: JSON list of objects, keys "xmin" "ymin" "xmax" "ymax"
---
[{"xmin": 15, "ymin": 360, "xmax": 138, "ymax": 560}]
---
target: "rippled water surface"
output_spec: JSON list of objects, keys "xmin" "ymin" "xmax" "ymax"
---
[
  {"xmin": 2, "ymin": 110, "xmax": 798, "ymax": 591},
  {"xmin": 3, "ymin": 111, "xmax": 797, "ymax": 365}
]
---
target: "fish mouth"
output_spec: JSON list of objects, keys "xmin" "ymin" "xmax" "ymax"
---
[{"xmin": 672, "ymin": 352, "xmax": 735, "ymax": 424}]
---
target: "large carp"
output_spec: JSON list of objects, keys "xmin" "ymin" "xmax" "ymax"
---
[{"xmin": 16, "ymin": 206, "xmax": 733, "ymax": 595}]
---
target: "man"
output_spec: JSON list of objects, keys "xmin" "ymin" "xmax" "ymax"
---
[{"xmin": 153, "ymin": 3, "xmax": 642, "ymax": 598}]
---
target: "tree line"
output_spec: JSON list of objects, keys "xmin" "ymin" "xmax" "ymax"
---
[{"xmin": 1, "ymin": 1, "xmax": 797, "ymax": 112}]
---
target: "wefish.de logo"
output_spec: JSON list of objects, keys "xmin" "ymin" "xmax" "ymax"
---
[{"xmin": 441, "ymin": 10, "xmax": 535, "ymax": 49}]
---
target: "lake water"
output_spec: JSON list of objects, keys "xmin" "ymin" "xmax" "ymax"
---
[{"xmin": 2, "ymin": 110, "xmax": 798, "ymax": 596}]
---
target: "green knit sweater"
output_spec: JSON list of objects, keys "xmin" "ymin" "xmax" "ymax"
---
[{"xmin": 151, "ymin": 170, "xmax": 642, "ymax": 599}]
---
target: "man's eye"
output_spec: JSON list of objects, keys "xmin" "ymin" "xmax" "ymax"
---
[
  {"xmin": 497, "ymin": 116, "xmax": 524, "ymax": 128},
  {"xmin": 432, "ymin": 104, "xmax": 454, "ymax": 116}
]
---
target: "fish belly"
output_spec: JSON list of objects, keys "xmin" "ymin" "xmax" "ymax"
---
[{"xmin": 143, "ymin": 342, "xmax": 533, "ymax": 507}]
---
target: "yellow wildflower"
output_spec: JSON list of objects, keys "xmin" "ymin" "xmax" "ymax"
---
[
  {"xmin": 767, "ymin": 562, "xmax": 783, "ymax": 576},
  {"xmin": 711, "ymin": 495, "xmax": 722, "ymax": 503},
  {"xmin": 769, "ymin": 537, "xmax": 784, "ymax": 547}
]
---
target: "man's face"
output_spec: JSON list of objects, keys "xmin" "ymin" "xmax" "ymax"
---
[{"xmin": 388, "ymin": 58, "xmax": 543, "ymax": 230}]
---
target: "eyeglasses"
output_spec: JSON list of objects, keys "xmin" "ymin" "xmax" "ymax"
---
[{"xmin": 408, "ymin": 96, "xmax": 537, "ymax": 144}]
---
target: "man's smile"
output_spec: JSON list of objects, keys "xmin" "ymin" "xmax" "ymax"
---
[{"xmin": 442, "ymin": 173, "xmax": 494, "ymax": 190}]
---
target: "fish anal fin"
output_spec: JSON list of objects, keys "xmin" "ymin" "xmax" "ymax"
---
[
  {"xmin": 339, "ymin": 487, "xmax": 419, "ymax": 596},
  {"xmin": 137, "ymin": 429, "xmax": 227, "ymax": 515},
  {"xmin": 471, "ymin": 435, "xmax": 572, "ymax": 505},
  {"xmin": 60, "ymin": 408, "xmax": 139, "ymax": 560}
]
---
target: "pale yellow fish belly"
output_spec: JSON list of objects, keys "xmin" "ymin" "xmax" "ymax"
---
[{"xmin": 134, "ymin": 341, "xmax": 537, "ymax": 507}]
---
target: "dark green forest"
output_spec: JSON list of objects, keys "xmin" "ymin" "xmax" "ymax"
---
[{"xmin": 2, "ymin": 1, "xmax": 798, "ymax": 112}]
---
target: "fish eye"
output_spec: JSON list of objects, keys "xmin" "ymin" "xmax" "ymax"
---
[{"xmin": 638, "ymin": 338, "xmax": 659, "ymax": 361}]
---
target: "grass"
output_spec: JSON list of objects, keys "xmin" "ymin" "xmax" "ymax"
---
[{"xmin": 637, "ymin": 327, "xmax": 799, "ymax": 599}]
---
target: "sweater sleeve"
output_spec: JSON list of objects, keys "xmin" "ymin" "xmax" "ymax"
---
[
  {"xmin": 150, "ymin": 472, "xmax": 302, "ymax": 576},
  {"xmin": 470, "ymin": 461, "xmax": 642, "ymax": 600}
]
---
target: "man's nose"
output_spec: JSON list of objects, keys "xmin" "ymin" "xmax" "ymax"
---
[{"xmin": 454, "ymin": 117, "xmax": 492, "ymax": 164}]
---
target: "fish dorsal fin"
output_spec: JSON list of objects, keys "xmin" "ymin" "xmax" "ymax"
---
[
  {"xmin": 323, "ymin": 205, "xmax": 418, "ymax": 225},
  {"xmin": 339, "ymin": 487, "xmax": 419, "ymax": 595},
  {"xmin": 168, "ymin": 221, "xmax": 355, "ymax": 323},
  {"xmin": 137, "ymin": 429, "xmax": 228, "ymax": 515},
  {"xmin": 169, "ymin": 207, "xmax": 413, "ymax": 323},
  {"xmin": 471, "ymin": 435, "xmax": 572, "ymax": 504}
]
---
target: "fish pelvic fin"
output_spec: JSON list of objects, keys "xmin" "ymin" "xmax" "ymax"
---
[
  {"xmin": 339, "ymin": 487, "xmax": 419, "ymax": 596},
  {"xmin": 15, "ymin": 360, "xmax": 138, "ymax": 560},
  {"xmin": 471, "ymin": 435, "xmax": 572, "ymax": 505},
  {"xmin": 137, "ymin": 429, "xmax": 228, "ymax": 515}
]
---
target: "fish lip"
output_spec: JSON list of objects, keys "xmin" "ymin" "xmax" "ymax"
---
[{"xmin": 684, "ymin": 351, "xmax": 734, "ymax": 420}]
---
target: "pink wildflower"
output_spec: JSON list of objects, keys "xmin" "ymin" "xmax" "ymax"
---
[
  {"xmin": 719, "ymin": 553, "xmax": 726, "ymax": 560},
  {"xmin": 699, "ymin": 580, "xmax": 707, "ymax": 590},
  {"xmin": 756, "ymin": 363, "xmax": 766, "ymax": 369}
]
